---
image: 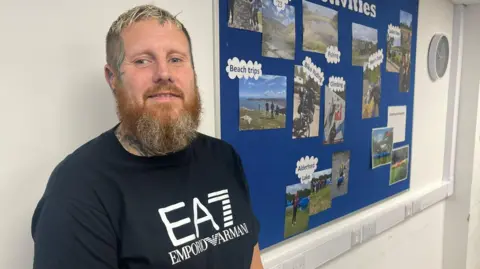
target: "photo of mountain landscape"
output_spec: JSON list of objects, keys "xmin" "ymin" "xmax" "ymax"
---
[
  {"xmin": 303, "ymin": 0, "xmax": 338, "ymax": 54},
  {"xmin": 262, "ymin": 0, "xmax": 296, "ymax": 60}
]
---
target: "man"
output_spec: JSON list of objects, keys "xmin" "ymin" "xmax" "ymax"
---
[
  {"xmin": 305, "ymin": 88, "xmax": 315, "ymax": 121},
  {"xmin": 370, "ymin": 84, "xmax": 381, "ymax": 116},
  {"xmin": 297, "ymin": 87, "xmax": 306, "ymax": 115},
  {"xmin": 250, "ymin": 0, "xmax": 261, "ymax": 30},
  {"xmin": 291, "ymin": 193, "xmax": 299, "ymax": 226},
  {"xmin": 299, "ymin": 87, "xmax": 314, "ymax": 126},
  {"xmin": 228, "ymin": 0, "xmax": 236, "ymax": 25},
  {"xmin": 31, "ymin": 5, "xmax": 263, "ymax": 269}
]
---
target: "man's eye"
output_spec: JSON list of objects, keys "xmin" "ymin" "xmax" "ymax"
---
[
  {"xmin": 170, "ymin": 58, "xmax": 182, "ymax": 63},
  {"xmin": 135, "ymin": 59, "xmax": 150, "ymax": 65}
]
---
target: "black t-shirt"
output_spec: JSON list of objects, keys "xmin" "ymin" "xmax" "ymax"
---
[{"xmin": 31, "ymin": 125, "xmax": 260, "ymax": 269}]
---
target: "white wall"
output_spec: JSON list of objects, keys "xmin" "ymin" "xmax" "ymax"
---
[
  {"xmin": 313, "ymin": 203, "xmax": 445, "ymax": 269},
  {"xmin": 0, "ymin": 0, "xmax": 457, "ymax": 268}
]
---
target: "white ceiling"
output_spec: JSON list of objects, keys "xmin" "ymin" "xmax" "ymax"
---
[{"xmin": 451, "ymin": 0, "xmax": 480, "ymax": 4}]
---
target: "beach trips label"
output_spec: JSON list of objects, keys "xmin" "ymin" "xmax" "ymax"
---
[
  {"xmin": 367, "ymin": 49, "xmax": 384, "ymax": 70},
  {"xmin": 274, "ymin": 0, "xmax": 292, "ymax": 11},
  {"xmin": 326, "ymin": 46, "xmax": 341, "ymax": 64},
  {"xmin": 388, "ymin": 24, "xmax": 401, "ymax": 39},
  {"xmin": 328, "ymin": 76, "xmax": 346, "ymax": 92},
  {"xmin": 226, "ymin": 57, "xmax": 263, "ymax": 80},
  {"xmin": 296, "ymin": 156, "xmax": 319, "ymax": 184},
  {"xmin": 302, "ymin": 56, "xmax": 325, "ymax": 86}
]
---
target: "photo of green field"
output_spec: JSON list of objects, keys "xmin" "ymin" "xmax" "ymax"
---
[
  {"xmin": 372, "ymin": 127, "xmax": 394, "ymax": 169},
  {"xmin": 303, "ymin": 0, "xmax": 338, "ymax": 54},
  {"xmin": 309, "ymin": 169, "xmax": 332, "ymax": 216},
  {"xmin": 390, "ymin": 145, "xmax": 409, "ymax": 185},
  {"xmin": 352, "ymin": 23, "xmax": 378, "ymax": 66}
]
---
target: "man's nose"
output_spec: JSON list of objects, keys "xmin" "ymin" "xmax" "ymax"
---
[{"xmin": 152, "ymin": 59, "xmax": 172, "ymax": 83}]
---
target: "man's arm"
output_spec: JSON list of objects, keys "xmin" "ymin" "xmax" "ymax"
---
[
  {"xmin": 250, "ymin": 244, "xmax": 264, "ymax": 269},
  {"xmin": 32, "ymin": 195, "xmax": 118, "ymax": 269}
]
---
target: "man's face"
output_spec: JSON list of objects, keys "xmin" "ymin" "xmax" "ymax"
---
[{"xmin": 107, "ymin": 19, "xmax": 201, "ymax": 155}]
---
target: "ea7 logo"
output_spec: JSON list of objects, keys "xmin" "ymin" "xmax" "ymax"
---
[{"xmin": 158, "ymin": 189, "xmax": 233, "ymax": 247}]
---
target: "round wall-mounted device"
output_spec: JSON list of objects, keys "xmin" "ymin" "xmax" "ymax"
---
[{"xmin": 428, "ymin": 34, "xmax": 450, "ymax": 82}]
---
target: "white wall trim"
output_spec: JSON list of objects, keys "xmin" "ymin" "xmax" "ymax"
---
[
  {"xmin": 261, "ymin": 181, "xmax": 451, "ymax": 269},
  {"xmin": 213, "ymin": 0, "xmax": 222, "ymax": 138},
  {"xmin": 443, "ymin": 4, "xmax": 465, "ymax": 196}
]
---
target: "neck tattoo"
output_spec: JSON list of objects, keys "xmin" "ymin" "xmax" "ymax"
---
[{"xmin": 115, "ymin": 126, "xmax": 154, "ymax": 157}]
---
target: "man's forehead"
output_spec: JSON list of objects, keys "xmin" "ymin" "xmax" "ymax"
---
[
  {"xmin": 120, "ymin": 19, "xmax": 189, "ymax": 52},
  {"xmin": 121, "ymin": 19, "xmax": 182, "ymax": 37},
  {"xmin": 121, "ymin": 19, "xmax": 187, "ymax": 41}
]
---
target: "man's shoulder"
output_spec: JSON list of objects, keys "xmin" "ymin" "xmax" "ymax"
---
[
  {"xmin": 194, "ymin": 132, "xmax": 237, "ymax": 156},
  {"xmin": 58, "ymin": 128, "xmax": 113, "ymax": 170},
  {"xmin": 43, "ymin": 128, "xmax": 115, "ymax": 198}
]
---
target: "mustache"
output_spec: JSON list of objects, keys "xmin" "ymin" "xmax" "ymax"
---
[{"xmin": 144, "ymin": 83, "xmax": 185, "ymax": 100}]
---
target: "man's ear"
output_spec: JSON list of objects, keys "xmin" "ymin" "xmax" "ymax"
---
[{"xmin": 104, "ymin": 64, "xmax": 118, "ymax": 92}]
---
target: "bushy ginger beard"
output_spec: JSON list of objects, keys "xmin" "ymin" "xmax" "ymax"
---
[{"xmin": 115, "ymin": 80, "xmax": 202, "ymax": 156}]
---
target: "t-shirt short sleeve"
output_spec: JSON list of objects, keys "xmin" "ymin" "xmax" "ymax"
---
[
  {"xmin": 32, "ymin": 196, "xmax": 118, "ymax": 269},
  {"xmin": 31, "ymin": 163, "xmax": 118, "ymax": 269}
]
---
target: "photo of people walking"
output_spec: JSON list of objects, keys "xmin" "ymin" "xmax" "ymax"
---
[
  {"xmin": 362, "ymin": 63, "xmax": 381, "ymax": 119},
  {"xmin": 239, "ymin": 75, "xmax": 287, "ymax": 131},
  {"xmin": 309, "ymin": 169, "xmax": 332, "ymax": 216},
  {"xmin": 284, "ymin": 183, "xmax": 311, "ymax": 238},
  {"xmin": 399, "ymin": 10, "xmax": 413, "ymax": 92},
  {"xmin": 386, "ymin": 29, "xmax": 401, "ymax": 73}
]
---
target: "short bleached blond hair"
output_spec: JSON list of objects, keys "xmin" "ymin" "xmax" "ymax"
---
[{"xmin": 106, "ymin": 4, "xmax": 194, "ymax": 76}]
